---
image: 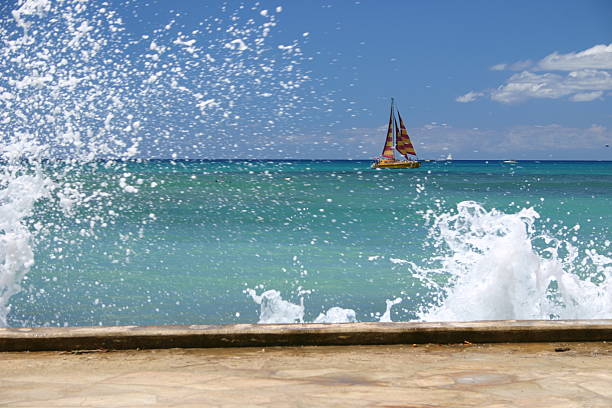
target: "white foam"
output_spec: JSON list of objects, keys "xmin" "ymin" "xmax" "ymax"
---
[
  {"xmin": 246, "ymin": 289, "xmax": 304, "ymax": 324},
  {"xmin": 379, "ymin": 298, "xmax": 402, "ymax": 322},
  {"xmin": 314, "ymin": 307, "xmax": 357, "ymax": 323},
  {"xmin": 0, "ymin": 145, "xmax": 53, "ymax": 326},
  {"xmin": 414, "ymin": 201, "xmax": 612, "ymax": 321},
  {"xmin": 245, "ymin": 289, "xmax": 405, "ymax": 324},
  {"xmin": 246, "ymin": 289, "xmax": 361, "ymax": 324}
]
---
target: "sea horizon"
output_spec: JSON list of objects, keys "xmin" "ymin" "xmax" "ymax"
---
[{"xmin": 22, "ymin": 158, "xmax": 612, "ymax": 163}]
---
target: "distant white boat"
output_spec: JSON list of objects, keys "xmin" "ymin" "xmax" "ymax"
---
[
  {"xmin": 446, "ymin": 153, "xmax": 453, "ymax": 160},
  {"xmin": 503, "ymin": 160, "xmax": 518, "ymax": 163}
]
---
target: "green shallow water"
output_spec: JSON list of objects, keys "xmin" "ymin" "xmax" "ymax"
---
[{"xmin": 9, "ymin": 160, "xmax": 612, "ymax": 326}]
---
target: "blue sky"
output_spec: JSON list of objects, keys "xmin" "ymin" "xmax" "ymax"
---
[
  {"xmin": 269, "ymin": 0, "xmax": 612, "ymax": 160},
  {"xmin": 2, "ymin": 0, "xmax": 612, "ymax": 160}
]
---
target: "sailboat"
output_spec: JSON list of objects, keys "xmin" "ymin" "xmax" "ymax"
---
[{"xmin": 371, "ymin": 98, "xmax": 420, "ymax": 169}]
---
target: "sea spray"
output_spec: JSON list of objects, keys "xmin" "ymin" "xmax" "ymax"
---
[
  {"xmin": 0, "ymin": 0, "xmax": 314, "ymax": 327},
  {"xmin": 2, "ymin": 0, "xmax": 312, "ymax": 159},
  {"xmin": 414, "ymin": 201, "xmax": 612, "ymax": 321},
  {"xmin": 246, "ymin": 289, "xmax": 305, "ymax": 324},
  {"xmin": 379, "ymin": 297, "xmax": 402, "ymax": 322},
  {"xmin": 314, "ymin": 307, "xmax": 357, "ymax": 323},
  {"xmin": 246, "ymin": 288, "xmax": 404, "ymax": 323},
  {"xmin": 0, "ymin": 143, "xmax": 53, "ymax": 326},
  {"xmin": 0, "ymin": 0, "xmax": 140, "ymax": 326}
]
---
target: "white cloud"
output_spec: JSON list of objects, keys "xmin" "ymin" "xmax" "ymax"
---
[
  {"xmin": 570, "ymin": 91, "xmax": 604, "ymax": 102},
  {"xmin": 491, "ymin": 69, "xmax": 612, "ymax": 103},
  {"xmin": 413, "ymin": 123, "xmax": 612, "ymax": 158},
  {"xmin": 502, "ymin": 124, "xmax": 610, "ymax": 151},
  {"xmin": 330, "ymin": 123, "xmax": 612, "ymax": 159},
  {"xmin": 537, "ymin": 44, "xmax": 612, "ymax": 71},
  {"xmin": 423, "ymin": 122, "xmax": 449, "ymax": 129},
  {"xmin": 490, "ymin": 60, "xmax": 533, "ymax": 71},
  {"xmin": 461, "ymin": 43, "xmax": 612, "ymax": 103},
  {"xmin": 456, "ymin": 91, "xmax": 483, "ymax": 103}
]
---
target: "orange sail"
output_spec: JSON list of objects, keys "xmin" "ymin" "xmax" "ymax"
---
[
  {"xmin": 372, "ymin": 99, "xmax": 420, "ymax": 169},
  {"xmin": 394, "ymin": 116, "xmax": 401, "ymax": 155},
  {"xmin": 395, "ymin": 112, "xmax": 417, "ymax": 158},
  {"xmin": 381, "ymin": 104, "xmax": 395, "ymax": 159}
]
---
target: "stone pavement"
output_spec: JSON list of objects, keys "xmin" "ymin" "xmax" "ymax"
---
[{"xmin": 1, "ymin": 342, "xmax": 611, "ymax": 407}]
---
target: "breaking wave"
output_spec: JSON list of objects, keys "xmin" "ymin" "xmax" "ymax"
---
[
  {"xmin": 414, "ymin": 201, "xmax": 611, "ymax": 321},
  {"xmin": 246, "ymin": 202, "xmax": 610, "ymax": 324}
]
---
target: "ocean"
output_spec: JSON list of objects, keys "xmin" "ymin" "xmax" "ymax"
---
[
  {"xmin": 1, "ymin": 2, "xmax": 611, "ymax": 329},
  {"xmin": 5, "ymin": 159, "xmax": 611, "ymax": 327}
]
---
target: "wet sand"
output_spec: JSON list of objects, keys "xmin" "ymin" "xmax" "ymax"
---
[{"xmin": 2, "ymin": 342, "xmax": 611, "ymax": 407}]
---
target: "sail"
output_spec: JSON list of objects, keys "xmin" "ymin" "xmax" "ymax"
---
[
  {"xmin": 395, "ymin": 112, "xmax": 417, "ymax": 157},
  {"xmin": 381, "ymin": 105, "xmax": 395, "ymax": 159},
  {"xmin": 372, "ymin": 99, "xmax": 421, "ymax": 169},
  {"xmin": 394, "ymin": 116, "xmax": 401, "ymax": 155}
]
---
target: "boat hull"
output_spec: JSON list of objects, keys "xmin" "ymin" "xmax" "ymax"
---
[{"xmin": 371, "ymin": 160, "xmax": 420, "ymax": 169}]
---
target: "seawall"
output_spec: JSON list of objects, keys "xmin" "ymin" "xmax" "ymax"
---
[{"xmin": 2, "ymin": 319, "xmax": 612, "ymax": 352}]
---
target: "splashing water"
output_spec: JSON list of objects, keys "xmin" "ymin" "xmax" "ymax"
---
[
  {"xmin": 379, "ymin": 297, "xmax": 402, "ymax": 322},
  {"xmin": 0, "ymin": 0, "xmax": 313, "ymax": 327},
  {"xmin": 314, "ymin": 307, "xmax": 357, "ymax": 324},
  {"xmin": 2, "ymin": 3, "xmax": 610, "ymax": 328},
  {"xmin": 0, "ymin": 140, "xmax": 53, "ymax": 327},
  {"xmin": 414, "ymin": 201, "xmax": 612, "ymax": 321},
  {"xmin": 244, "ymin": 198, "xmax": 610, "ymax": 324},
  {"xmin": 246, "ymin": 289, "xmax": 403, "ymax": 323},
  {"xmin": 245, "ymin": 289, "xmax": 304, "ymax": 324}
]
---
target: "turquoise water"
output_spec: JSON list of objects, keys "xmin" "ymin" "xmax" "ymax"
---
[
  {"xmin": 8, "ymin": 160, "xmax": 612, "ymax": 326},
  {"xmin": 2, "ymin": 1, "xmax": 610, "ymax": 328}
]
